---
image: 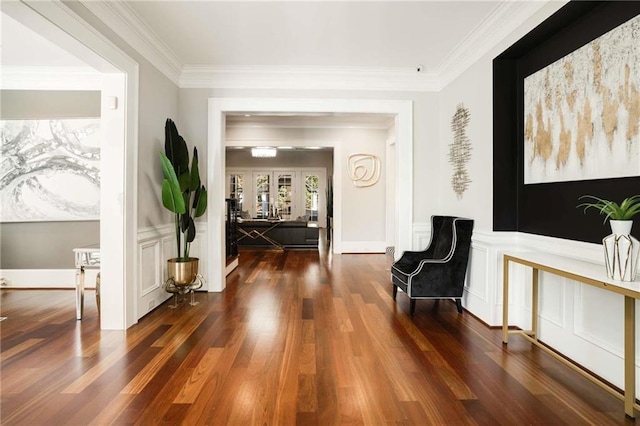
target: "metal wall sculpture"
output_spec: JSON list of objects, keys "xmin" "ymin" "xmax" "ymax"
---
[
  {"xmin": 449, "ymin": 104, "xmax": 472, "ymax": 198},
  {"xmin": 0, "ymin": 119, "xmax": 100, "ymax": 222},
  {"xmin": 347, "ymin": 153, "xmax": 381, "ymax": 188}
]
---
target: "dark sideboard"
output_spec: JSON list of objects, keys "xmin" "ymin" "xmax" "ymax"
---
[{"xmin": 237, "ymin": 220, "xmax": 319, "ymax": 249}]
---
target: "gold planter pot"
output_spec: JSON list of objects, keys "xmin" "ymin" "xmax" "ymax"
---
[{"xmin": 167, "ymin": 258, "xmax": 199, "ymax": 286}]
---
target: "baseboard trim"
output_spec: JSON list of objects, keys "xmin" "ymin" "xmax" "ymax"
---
[
  {"xmin": 341, "ymin": 241, "xmax": 386, "ymax": 253},
  {"xmin": 225, "ymin": 257, "xmax": 239, "ymax": 276},
  {"xmin": 0, "ymin": 269, "xmax": 99, "ymax": 288}
]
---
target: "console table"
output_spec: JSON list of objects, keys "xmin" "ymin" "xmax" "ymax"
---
[
  {"xmin": 502, "ymin": 251, "xmax": 640, "ymax": 418},
  {"xmin": 73, "ymin": 244, "xmax": 100, "ymax": 320}
]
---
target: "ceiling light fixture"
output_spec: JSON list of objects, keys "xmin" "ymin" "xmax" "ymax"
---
[{"xmin": 251, "ymin": 147, "xmax": 277, "ymax": 158}]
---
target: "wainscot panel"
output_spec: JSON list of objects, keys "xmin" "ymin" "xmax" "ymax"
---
[
  {"xmin": 136, "ymin": 223, "xmax": 209, "ymax": 320},
  {"xmin": 425, "ymin": 226, "xmax": 640, "ymax": 397}
]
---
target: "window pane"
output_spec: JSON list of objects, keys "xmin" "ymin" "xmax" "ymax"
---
[
  {"xmin": 229, "ymin": 174, "xmax": 244, "ymax": 210},
  {"xmin": 305, "ymin": 175, "xmax": 319, "ymax": 221},
  {"xmin": 255, "ymin": 174, "xmax": 270, "ymax": 219},
  {"xmin": 277, "ymin": 173, "xmax": 293, "ymax": 219}
]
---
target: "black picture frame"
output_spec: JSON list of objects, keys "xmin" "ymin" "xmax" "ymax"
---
[{"xmin": 493, "ymin": 1, "xmax": 640, "ymax": 244}]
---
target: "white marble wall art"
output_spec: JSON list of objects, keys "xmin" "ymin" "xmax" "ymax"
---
[
  {"xmin": 0, "ymin": 119, "xmax": 100, "ymax": 222},
  {"xmin": 524, "ymin": 14, "xmax": 640, "ymax": 184},
  {"xmin": 347, "ymin": 153, "xmax": 381, "ymax": 188}
]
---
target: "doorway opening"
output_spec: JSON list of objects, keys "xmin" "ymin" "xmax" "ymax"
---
[{"xmin": 207, "ymin": 98, "xmax": 413, "ymax": 292}]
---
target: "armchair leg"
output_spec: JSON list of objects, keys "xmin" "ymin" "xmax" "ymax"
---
[
  {"xmin": 410, "ymin": 299, "xmax": 416, "ymax": 316},
  {"xmin": 455, "ymin": 299, "xmax": 463, "ymax": 314},
  {"xmin": 392, "ymin": 284, "xmax": 398, "ymax": 300}
]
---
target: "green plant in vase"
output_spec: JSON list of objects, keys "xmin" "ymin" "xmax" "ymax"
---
[
  {"xmin": 577, "ymin": 195, "xmax": 640, "ymax": 223},
  {"xmin": 577, "ymin": 194, "xmax": 640, "ymax": 282},
  {"xmin": 160, "ymin": 118, "xmax": 207, "ymax": 287}
]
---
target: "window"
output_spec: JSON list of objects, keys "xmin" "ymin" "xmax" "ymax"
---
[
  {"xmin": 304, "ymin": 174, "xmax": 319, "ymax": 221},
  {"xmin": 228, "ymin": 173, "xmax": 244, "ymax": 209},
  {"xmin": 276, "ymin": 172, "xmax": 294, "ymax": 219},
  {"xmin": 226, "ymin": 167, "xmax": 326, "ymax": 224},
  {"xmin": 255, "ymin": 173, "xmax": 271, "ymax": 219}
]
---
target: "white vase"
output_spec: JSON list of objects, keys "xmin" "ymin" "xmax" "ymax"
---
[{"xmin": 603, "ymin": 220, "xmax": 639, "ymax": 281}]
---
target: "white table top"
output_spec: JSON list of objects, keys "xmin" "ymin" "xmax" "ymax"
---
[
  {"xmin": 504, "ymin": 251, "xmax": 640, "ymax": 298},
  {"xmin": 73, "ymin": 244, "xmax": 100, "ymax": 268}
]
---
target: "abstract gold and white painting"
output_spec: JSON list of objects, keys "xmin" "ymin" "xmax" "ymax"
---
[
  {"xmin": 524, "ymin": 14, "xmax": 640, "ymax": 184},
  {"xmin": 0, "ymin": 119, "xmax": 100, "ymax": 222}
]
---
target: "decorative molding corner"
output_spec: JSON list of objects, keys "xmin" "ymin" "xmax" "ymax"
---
[
  {"xmin": 436, "ymin": 0, "xmax": 552, "ymax": 88},
  {"xmin": 180, "ymin": 65, "xmax": 440, "ymax": 91},
  {"xmin": 0, "ymin": 66, "xmax": 102, "ymax": 90},
  {"xmin": 137, "ymin": 223, "xmax": 174, "ymax": 243},
  {"xmin": 79, "ymin": 0, "xmax": 182, "ymax": 85}
]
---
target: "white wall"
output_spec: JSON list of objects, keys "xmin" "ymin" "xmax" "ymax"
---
[
  {"xmin": 0, "ymin": 90, "xmax": 101, "ymax": 271},
  {"xmin": 226, "ymin": 124, "xmax": 387, "ymax": 250},
  {"xmin": 64, "ymin": 2, "xmax": 180, "ymax": 323},
  {"xmin": 179, "ymin": 88, "xmax": 440, "ymax": 224},
  {"xmin": 63, "ymin": 2, "xmax": 180, "ymax": 230},
  {"xmin": 340, "ymin": 128, "xmax": 387, "ymax": 251},
  {"xmin": 436, "ymin": 1, "xmax": 640, "ymax": 395}
]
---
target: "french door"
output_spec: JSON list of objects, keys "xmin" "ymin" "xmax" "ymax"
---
[{"xmin": 226, "ymin": 168, "xmax": 325, "ymax": 224}]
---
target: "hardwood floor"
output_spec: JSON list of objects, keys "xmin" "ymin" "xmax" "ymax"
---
[{"xmin": 0, "ymin": 245, "xmax": 634, "ymax": 425}]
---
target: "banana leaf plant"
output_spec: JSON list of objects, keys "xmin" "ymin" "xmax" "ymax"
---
[{"xmin": 160, "ymin": 118, "xmax": 207, "ymax": 261}]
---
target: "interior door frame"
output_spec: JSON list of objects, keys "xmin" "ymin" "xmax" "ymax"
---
[
  {"xmin": 208, "ymin": 98, "xmax": 412, "ymax": 292},
  {"xmin": 10, "ymin": 0, "xmax": 140, "ymax": 329}
]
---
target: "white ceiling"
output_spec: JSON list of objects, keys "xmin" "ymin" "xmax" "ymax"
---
[
  {"xmin": 2, "ymin": 1, "xmax": 551, "ymax": 91},
  {"xmin": 126, "ymin": 1, "xmax": 501, "ymax": 71}
]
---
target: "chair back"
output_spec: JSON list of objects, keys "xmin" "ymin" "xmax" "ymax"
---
[
  {"xmin": 447, "ymin": 217, "xmax": 474, "ymax": 289},
  {"xmin": 425, "ymin": 215, "xmax": 474, "ymax": 286},
  {"xmin": 427, "ymin": 216, "xmax": 456, "ymax": 260}
]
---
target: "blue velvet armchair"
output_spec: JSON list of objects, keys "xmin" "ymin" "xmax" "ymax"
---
[{"xmin": 391, "ymin": 216, "xmax": 474, "ymax": 316}]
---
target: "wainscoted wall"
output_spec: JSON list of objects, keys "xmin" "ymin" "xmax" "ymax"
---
[
  {"xmin": 1, "ymin": 223, "xmax": 209, "ymax": 321},
  {"xmin": 411, "ymin": 222, "xmax": 640, "ymax": 396},
  {"xmin": 136, "ymin": 222, "xmax": 208, "ymax": 319}
]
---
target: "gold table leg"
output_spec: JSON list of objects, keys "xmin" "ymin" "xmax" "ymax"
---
[
  {"xmin": 76, "ymin": 266, "xmax": 85, "ymax": 320},
  {"xmin": 625, "ymin": 296, "xmax": 636, "ymax": 418},
  {"xmin": 502, "ymin": 257, "xmax": 509, "ymax": 343},
  {"xmin": 532, "ymin": 268, "xmax": 539, "ymax": 340}
]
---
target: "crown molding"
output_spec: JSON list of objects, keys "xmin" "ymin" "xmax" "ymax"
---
[
  {"xmin": 79, "ymin": 0, "xmax": 182, "ymax": 86},
  {"xmin": 0, "ymin": 66, "xmax": 101, "ymax": 90},
  {"xmin": 180, "ymin": 66, "xmax": 440, "ymax": 92},
  {"xmin": 76, "ymin": 0, "xmax": 558, "ymax": 92},
  {"xmin": 436, "ymin": 0, "xmax": 559, "ymax": 88}
]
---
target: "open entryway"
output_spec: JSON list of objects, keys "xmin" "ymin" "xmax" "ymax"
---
[{"xmin": 207, "ymin": 98, "xmax": 413, "ymax": 292}]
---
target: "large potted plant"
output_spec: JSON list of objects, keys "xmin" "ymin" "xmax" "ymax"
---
[
  {"xmin": 160, "ymin": 118, "xmax": 207, "ymax": 285},
  {"xmin": 578, "ymin": 195, "xmax": 640, "ymax": 281}
]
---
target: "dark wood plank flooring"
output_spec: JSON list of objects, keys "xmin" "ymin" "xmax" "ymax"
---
[{"xmin": 0, "ymin": 245, "xmax": 634, "ymax": 425}]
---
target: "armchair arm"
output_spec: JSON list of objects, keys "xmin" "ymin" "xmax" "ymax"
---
[
  {"xmin": 396, "ymin": 249, "xmax": 435, "ymax": 263},
  {"xmin": 408, "ymin": 258, "xmax": 464, "ymax": 298},
  {"xmin": 415, "ymin": 256, "xmax": 452, "ymax": 272}
]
